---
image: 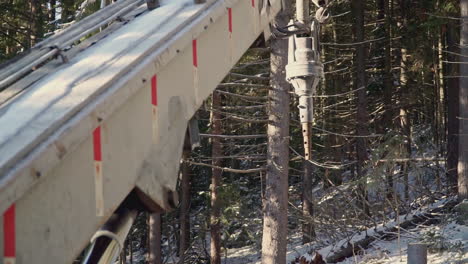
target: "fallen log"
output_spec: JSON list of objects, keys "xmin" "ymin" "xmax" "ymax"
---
[{"xmin": 321, "ymin": 199, "xmax": 458, "ymax": 263}]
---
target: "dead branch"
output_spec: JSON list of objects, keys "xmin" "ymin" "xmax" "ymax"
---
[
  {"xmin": 218, "ymin": 83, "xmax": 270, "ymax": 89},
  {"xmin": 188, "ymin": 161, "xmax": 266, "ymax": 174},
  {"xmin": 229, "ymin": 72, "xmax": 269, "ymax": 81},
  {"xmin": 199, "ymin": 134, "xmax": 267, "ymax": 139}
]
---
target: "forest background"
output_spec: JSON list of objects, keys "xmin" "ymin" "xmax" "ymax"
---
[{"xmin": 0, "ymin": 0, "xmax": 466, "ymax": 263}]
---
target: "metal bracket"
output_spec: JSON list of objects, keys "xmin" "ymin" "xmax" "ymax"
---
[
  {"xmin": 188, "ymin": 116, "xmax": 201, "ymax": 150},
  {"xmin": 49, "ymin": 45, "xmax": 69, "ymax": 64},
  {"xmin": 146, "ymin": 0, "xmax": 160, "ymax": 10},
  {"xmin": 270, "ymin": 22, "xmax": 310, "ymax": 39}
]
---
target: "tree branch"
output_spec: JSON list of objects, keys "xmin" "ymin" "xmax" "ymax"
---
[
  {"xmin": 200, "ymin": 134, "xmax": 267, "ymax": 139},
  {"xmin": 188, "ymin": 161, "xmax": 266, "ymax": 174},
  {"xmin": 218, "ymin": 83, "xmax": 270, "ymax": 89}
]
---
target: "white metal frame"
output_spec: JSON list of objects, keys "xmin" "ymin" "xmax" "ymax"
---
[{"xmin": 0, "ymin": 0, "xmax": 281, "ymax": 262}]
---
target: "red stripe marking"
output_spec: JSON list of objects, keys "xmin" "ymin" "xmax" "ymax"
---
[
  {"xmin": 192, "ymin": 39, "xmax": 198, "ymax": 68},
  {"xmin": 93, "ymin": 126, "xmax": 102, "ymax": 162},
  {"xmin": 151, "ymin": 75, "xmax": 158, "ymax": 106},
  {"xmin": 3, "ymin": 204, "xmax": 15, "ymax": 258},
  {"xmin": 251, "ymin": 0, "xmax": 255, "ymax": 7},
  {"xmin": 228, "ymin": 8, "xmax": 233, "ymax": 33}
]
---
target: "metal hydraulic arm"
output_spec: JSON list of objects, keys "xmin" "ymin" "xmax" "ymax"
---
[{"xmin": 285, "ymin": 0, "xmax": 329, "ymax": 160}]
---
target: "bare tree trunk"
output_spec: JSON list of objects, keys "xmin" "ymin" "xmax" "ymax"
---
[
  {"xmin": 302, "ymin": 159, "xmax": 315, "ymax": 244},
  {"xmin": 49, "ymin": 0, "xmax": 56, "ymax": 31},
  {"xmin": 379, "ymin": 0, "xmax": 394, "ymax": 199},
  {"xmin": 49, "ymin": 0, "xmax": 56, "ymax": 20},
  {"xmin": 326, "ymin": 27, "xmax": 342, "ymax": 187},
  {"xmin": 352, "ymin": 0, "xmax": 370, "ymax": 216},
  {"xmin": 437, "ymin": 27, "xmax": 446, "ymax": 147},
  {"xmin": 29, "ymin": 0, "xmax": 38, "ymax": 48},
  {"xmin": 459, "ymin": 0, "xmax": 468, "ymax": 201},
  {"xmin": 400, "ymin": 47, "xmax": 411, "ymax": 202},
  {"xmin": 61, "ymin": 0, "xmax": 74, "ymax": 23},
  {"xmin": 434, "ymin": 31, "xmax": 445, "ymax": 190},
  {"xmin": 381, "ymin": 0, "xmax": 393, "ymax": 130},
  {"xmin": 261, "ymin": 5, "xmax": 291, "ymax": 264},
  {"xmin": 446, "ymin": 19, "xmax": 459, "ymax": 192},
  {"xmin": 172, "ymin": 216, "xmax": 180, "ymax": 259},
  {"xmin": 34, "ymin": 0, "xmax": 43, "ymax": 44},
  {"xmin": 210, "ymin": 91, "xmax": 222, "ymax": 264},
  {"xmin": 399, "ymin": 106, "xmax": 411, "ymax": 201},
  {"xmin": 129, "ymin": 236, "xmax": 133, "ymax": 264},
  {"xmin": 148, "ymin": 213, "xmax": 162, "ymax": 264},
  {"xmin": 179, "ymin": 150, "xmax": 191, "ymax": 263},
  {"xmin": 398, "ymin": 0, "xmax": 411, "ymax": 202}
]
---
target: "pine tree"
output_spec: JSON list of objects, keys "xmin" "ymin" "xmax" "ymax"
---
[
  {"xmin": 352, "ymin": 0, "xmax": 370, "ymax": 216},
  {"xmin": 148, "ymin": 213, "xmax": 162, "ymax": 264},
  {"xmin": 210, "ymin": 90, "xmax": 223, "ymax": 264},
  {"xmin": 459, "ymin": 0, "xmax": 468, "ymax": 201},
  {"xmin": 261, "ymin": 3, "xmax": 291, "ymax": 263}
]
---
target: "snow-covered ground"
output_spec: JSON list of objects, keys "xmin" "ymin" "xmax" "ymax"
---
[
  {"xmin": 225, "ymin": 219, "xmax": 467, "ymax": 264},
  {"xmin": 121, "ymin": 212, "xmax": 467, "ymax": 264},
  {"xmin": 325, "ymin": 221, "xmax": 467, "ymax": 264}
]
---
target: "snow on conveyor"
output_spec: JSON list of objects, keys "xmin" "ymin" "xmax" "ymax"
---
[{"xmin": 0, "ymin": 0, "xmax": 200, "ymax": 177}]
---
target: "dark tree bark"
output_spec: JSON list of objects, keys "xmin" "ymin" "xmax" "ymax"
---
[
  {"xmin": 179, "ymin": 150, "xmax": 191, "ymax": 263},
  {"xmin": 210, "ymin": 91, "xmax": 222, "ymax": 264},
  {"xmin": 129, "ymin": 236, "xmax": 133, "ymax": 264},
  {"xmin": 398, "ymin": 0, "xmax": 411, "ymax": 202},
  {"xmin": 399, "ymin": 46, "xmax": 411, "ymax": 202},
  {"xmin": 446, "ymin": 19, "xmax": 459, "ymax": 192},
  {"xmin": 352, "ymin": 0, "xmax": 370, "ymax": 216},
  {"xmin": 380, "ymin": 0, "xmax": 393, "ymax": 130},
  {"xmin": 459, "ymin": 0, "xmax": 468, "ymax": 201},
  {"xmin": 148, "ymin": 213, "xmax": 162, "ymax": 264},
  {"xmin": 261, "ymin": 4, "xmax": 291, "ymax": 263},
  {"xmin": 49, "ymin": 0, "xmax": 56, "ymax": 21},
  {"xmin": 49, "ymin": 0, "xmax": 56, "ymax": 31},
  {"xmin": 378, "ymin": 0, "xmax": 395, "ymax": 200},
  {"xmin": 61, "ymin": 0, "xmax": 74, "ymax": 23},
  {"xmin": 325, "ymin": 27, "xmax": 342, "ymax": 187},
  {"xmin": 29, "ymin": 0, "xmax": 43, "ymax": 47},
  {"xmin": 302, "ymin": 160, "xmax": 315, "ymax": 244}
]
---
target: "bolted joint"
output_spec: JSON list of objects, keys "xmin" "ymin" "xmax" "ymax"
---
[{"xmin": 285, "ymin": 34, "xmax": 323, "ymax": 81}]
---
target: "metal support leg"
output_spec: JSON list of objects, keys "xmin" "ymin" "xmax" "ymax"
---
[{"xmin": 408, "ymin": 243, "xmax": 428, "ymax": 264}]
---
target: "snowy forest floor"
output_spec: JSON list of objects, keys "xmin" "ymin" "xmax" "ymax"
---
[
  {"xmin": 125, "ymin": 200, "xmax": 467, "ymax": 264},
  {"xmin": 123, "ymin": 187, "xmax": 468, "ymax": 264},
  {"xmin": 122, "ymin": 139, "xmax": 468, "ymax": 264},
  {"xmin": 225, "ymin": 214, "xmax": 467, "ymax": 264}
]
